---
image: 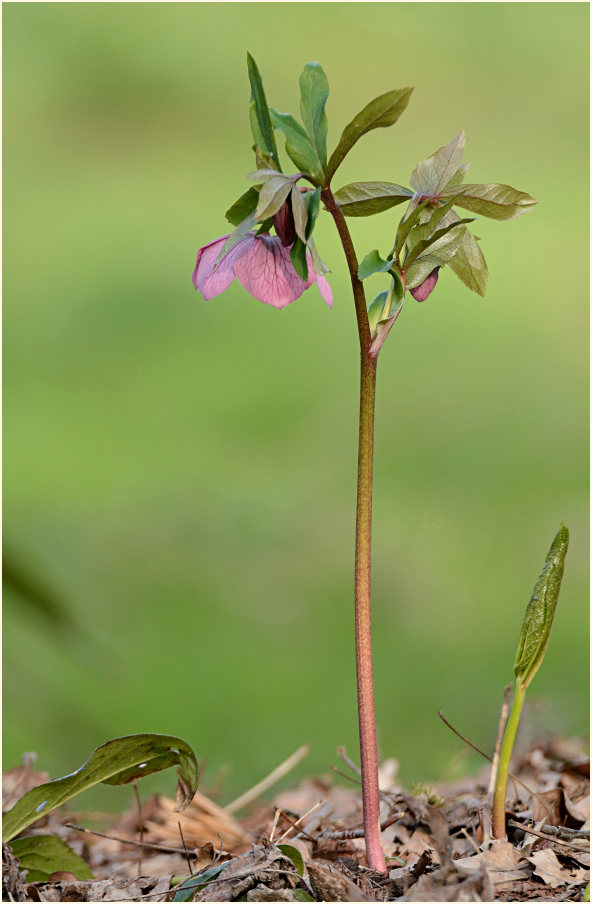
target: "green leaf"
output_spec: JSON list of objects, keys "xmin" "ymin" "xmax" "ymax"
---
[
  {"xmin": 270, "ymin": 109, "xmax": 323, "ymax": 184},
  {"xmin": 333, "ymin": 181, "xmax": 413, "ymax": 217},
  {"xmin": 3, "ymin": 734, "xmax": 199, "ymax": 842},
  {"xmin": 173, "ymin": 863, "xmax": 227, "ymax": 902},
  {"xmin": 247, "ymin": 53, "xmax": 280, "ymax": 169},
  {"xmin": 513, "ymin": 525, "xmax": 569, "ymax": 690},
  {"xmin": 404, "ymin": 227, "xmax": 467, "ymax": 289},
  {"xmin": 10, "ymin": 835, "xmax": 93, "ymax": 882},
  {"xmin": 299, "ymin": 62, "xmax": 329, "ymax": 171},
  {"xmin": 358, "ymin": 249, "xmax": 394, "ymax": 281},
  {"xmin": 293, "ymin": 892, "xmax": 315, "ymax": 902},
  {"xmin": 392, "ymin": 198, "xmax": 431, "ymax": 258},
  {"xmin": 443, "ymin": 161, "xmax": 471, "ymax": 190},
  {"xmin": 448, "ymin": 229, "xmax": 488, "ymax": 297},
  {"xmin": 410, "ymin": 131, "xmax": 466, "ymax": 196},
  {"xmin": 404, "ymin": 217, "xmax": 475, "ymax": 269},
  {"xmin": 277, "ymin": 843, "xmax": 305, "ymax": 877},
  {"xmin": 440, "ymin": 182, "xmax": 538, "ymax": 220},
  {"xmin": 225, "ymin": 188, "xmax": 259, "ymax": 227},
  {"xmin": 256, "ymin": 175, "xmax": 293, "ymax": 221},
  {"xmin": 291, "ymin": 186, "xmax": 308, "ymax": 243},
  {"xmin": 326, "ymin": 87, "xmax": 413, "ymax": 183},
  {"xmin": 290, "ymin": 237, "xmax": 309, "ymax": 281},
  {"xmin": 304, "ymin": 187, "xmax": 321, "ymax": 240},
  {"xmin": 368, "ymin": 273, "xmax": 405, "ymax": 353}
]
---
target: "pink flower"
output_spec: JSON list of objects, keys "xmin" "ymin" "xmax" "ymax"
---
[
  {"xmin": 409, "ymin": 267, "xmax": 440, "ymax": 302},
  {"xmin": 193, "ymin": 232, "xmax": 332, "ymax": 310}
]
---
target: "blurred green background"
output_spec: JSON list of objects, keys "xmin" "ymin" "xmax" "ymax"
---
[{"xmin": 3, "ymin": 3, "xmax": 589, "ymax": 808}]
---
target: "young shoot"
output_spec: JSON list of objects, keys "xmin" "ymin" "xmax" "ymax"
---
[{"xmin": 491, "ymin": 524, "xmax": 569, "ymax": 839}]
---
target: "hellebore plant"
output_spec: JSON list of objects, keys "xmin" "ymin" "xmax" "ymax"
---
[
  {"xmin": 193, "ymin": 55, "xmax": 537, "ymax": 872},
  {"xmin": 491, "ymin": 524, "xmax": 569, "ymax": 840}
]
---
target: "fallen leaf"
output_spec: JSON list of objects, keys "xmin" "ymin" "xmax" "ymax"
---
[{"xmin": 530, "ymin": 847, "xmax": 589, "ymax": 888}]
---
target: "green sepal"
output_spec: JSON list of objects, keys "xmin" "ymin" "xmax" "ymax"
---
[
  {"xmin": 304, "ymin": 187, "xmax": 321, "ymax": 240},
  {"xmin": 225, "ymin": 187, "xmax": 260, "ymax": 226},
  {"xmin": 326, "ymin": 87, "xmax": 413, "ymax": 183},
  {"xmin": 247, "ymin": 53, "xmax": 280, "ymax": 169},
  {"xmin": 290, "ymin": 237, "xmax": 309, "ymax": 280},
  {"xmin": 513, "ymin": 525, "xmax": 569, "ymax": 690},
  {"xmin": 299, "ymin": 62, "xmax": 329, "ymax": 172},
  {"xmin": 291, "ymin": 185, "xmax": 309, "ymax": 243},
  {"xmin": 216, "ymin": 212, "xmax": 257, "ymax": 264},
  {"xmin": 255, "ymin": 175, "xmax": 294, "ymax": 220}
]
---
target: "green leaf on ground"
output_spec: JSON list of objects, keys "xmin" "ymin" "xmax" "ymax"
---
[
  {"xmin": 326, "ymin": 87, "xmax": 413, "ymax": 183},
  {"xmin": 3, "ymin": 734, "xmax": 199, "ymax": 842},
  {"xmin": 10, "ymin": 835, "xmax": 93, "ymax": 882},
  {"xmin": 278, "ymin": 844, "xmax": 305, "ymax": 876},
  {"xmin": 173, "ymin": 863, "xmax": 227, "ymax": 902},
  {"xmin": 514, "ymin": 525, "xmax": 569, "ymax": 690},
  {"xmin": 247, "ymin": 53, "xmax": 280, "ymax": 169},
  {"xmin": 299, "ymin": 62, "xmax": 329, "ymax": 172},
  {"xmin": 333, "ymin": 181, "xmax": 413, "ymax": 217},
  {"xmin": 440, "ymin": 182, "xmax": 538, "ymax": 219}
]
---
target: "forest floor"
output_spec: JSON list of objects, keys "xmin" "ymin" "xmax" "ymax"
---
[{"xmin": 2, "ymin": 735, "xmax": 589, "ymax": 902}]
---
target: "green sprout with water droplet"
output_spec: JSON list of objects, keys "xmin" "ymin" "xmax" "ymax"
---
[{"xmin": 491, "ymin": 524, "xmax": 569, "ymax": 839}]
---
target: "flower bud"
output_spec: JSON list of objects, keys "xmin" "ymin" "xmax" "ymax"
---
[
  {"xmin": 273, "ymin": 200, "xmax": 297, "ymax": 247},
  {"xmin": 410, "ymin": 267, "xmax": 440, "ymax": 302}
]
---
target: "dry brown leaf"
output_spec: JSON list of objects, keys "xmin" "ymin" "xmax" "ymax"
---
[{"xmin": 530, "ymin": 847, "xmax": 589, "ymax": 888}]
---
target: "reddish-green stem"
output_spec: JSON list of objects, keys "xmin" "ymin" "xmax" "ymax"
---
[{"xmin": 322, "ymin": 187, "xmax": 386, "ymax": 873}]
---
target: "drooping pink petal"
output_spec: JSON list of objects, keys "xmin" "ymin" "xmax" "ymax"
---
[
  {"xmin": 192, "ymin": 234, "xmax": 255, "ymax": 301},
  {"xmin": 234, "ymin": 234, "xmax": 310, "ymax": 309},
  {"xmin": 316, "ymin": 274, "xmax": 333, "ymax": 307},
  {"xmin": 410, "ymin": 266, "xmax": 440, "ymax": 302}
]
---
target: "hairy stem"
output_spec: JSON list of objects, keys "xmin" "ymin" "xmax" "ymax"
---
[
  {"xmin": 492, "ymin": 679, "xmax": 526, "ymax": 839},
  {"xmin": 322, "ymin": 187, "xmax": 386, "ymax": 873}
]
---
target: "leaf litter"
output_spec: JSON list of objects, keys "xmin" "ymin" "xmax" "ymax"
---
[{"xmin": 3, "ymin": 735, "xmax": 589, "ymax": 902}]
